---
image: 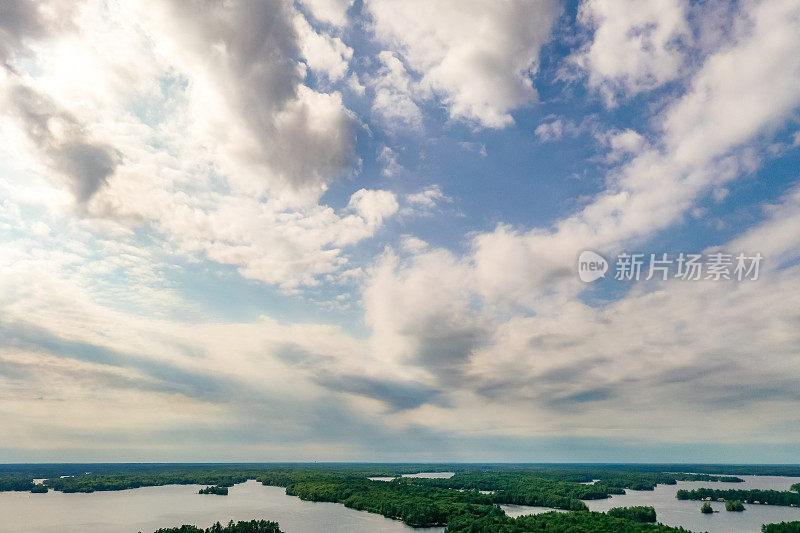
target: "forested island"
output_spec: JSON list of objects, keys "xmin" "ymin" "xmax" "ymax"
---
[
  {"xmin": 607, "ymin": 506, "xmax": 658, "ymax": 522},
  {"xmin": 677, "ymin": 487, "xmax": 800, "ymax": 507},
  {"xmin": 198, "ymin": 485, "xmax": 228, "ymax": 495},
  {"xmin": 444, "ymin": 509, "xmax": 693, "ymax": 532},
  {"xmin": 726, "ymin": 499, "xmax": 745, "ymax": 511},
  {"xmin": 152, "ymin": 520, "xmax": 281, "ymax": 532}
]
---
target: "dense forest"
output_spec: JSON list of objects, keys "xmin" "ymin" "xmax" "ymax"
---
[
  {"xmin": 762, "ymin": 521, "xmax": 800, "ymax": 533},
  {"xmin": 0, "ymin": 475, "xmax": 34, "ymax": 491},
  {"xmin": 259, "ymin": 473, "xmax": 497, "ymax": 527},
  {"xmin": 152, "ymin": 520, "xmax": 281, "ymax": 533},
  {"xmin": 677, "ymin": 487, "xmax": 800, "ymax": 507},
  {"xmin": 443, "ymin": 509, "xmax": 693, "ymax": 533}
]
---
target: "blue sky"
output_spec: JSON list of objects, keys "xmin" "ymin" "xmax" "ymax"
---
[{"xmin": 0, "ymin": 0, "xmax": 799, "ymax": 462}]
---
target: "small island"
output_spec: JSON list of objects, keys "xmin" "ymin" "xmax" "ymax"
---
[
  {"xmin": 701, "ymin": 502, "xmax": 714, "ymax": 513},
  {"xmin": 607, "ymin": 506, "xmax": 657, "ymax": 523},
  {"xmin": 198, "ymin": 485, "xmax": 228, "ymax": 495},
  {"xmin": 725, "ymin": 500, "xmax": 745, "ymax": 512},
  {"xmin": 155, "ymin": 519, "xmax": 281, "ymax": 532}
]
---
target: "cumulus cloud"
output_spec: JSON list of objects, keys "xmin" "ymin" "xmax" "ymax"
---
[
  {"xmin": 468, "ymin": 0, "xmax": 800, "ymax": 308},
  {"xmin": 348, "ymin": 188, "xmax": 399, "ymax": 227},
  {"xmin": 355, "ymin": 0, "xmax": 800, "ymax": 443},
  {"xmin": 128, "ymin": 0, "xmax": 360, "ymax": 200},
  {"xmin": 369, "ymin": 51, "xmax": 424, "ymax": 130},
  {"xmin": 365, "ymin": 0, "xmax": 562, "ymax": 128},
  {"xmin": 0, "ymin": 0, "xmax": 385, "ymax": 290},
  {"xmin": 573, "ymin": 0, "xmax": 690, "ymax": 105},
  {"xmin": 293, "ymin": 12, "xmax": 353, "ymax": 82},
  {"xmin": 405, "ymin": 185, "xmax": 449, "ymax": 209},
  {"xmin": 363, "ymin": 247, "xmax": 484, "ymax": 384}
]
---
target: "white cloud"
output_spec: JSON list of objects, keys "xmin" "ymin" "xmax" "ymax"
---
[
  {"xmin": 369, "ymin": 50, "xmax": 424, "ymax": 130},
  {"xmin": 293, "ymin": 12, "xmax": 353, "ymax": 82},
  {"xmin": 378, "ymin": 145, "xmax": 404, "ymax": 177},
  {"xmin": 298, "ymin": 0, "xmax": 354, "ymax": 27},
  {"xmin": 365, "ymin": 0, "xmax": 562, "ymax": 128},
  {"xmin": 406, "ymin": 185, "xmax": 449, "ymax": 209},
  {"xmin": 0, "ymin": 0, "xmax": 388, "ymax": 291},
  {"xmin": 573, "ymin": 0, "xmax": 690, "ymax": 105},
  {"xmin": 601, "ymin": 128, "xmax": 648, "ymax": 162},
  {"xmin": 469, "ymin": 0, "xmax": 800, "ymax": 308},
  {"xmin": 128, "ymin": 0, "xmax": 358, "ymax": 201},
  {"xmin": 348, "ymin": 188, "xmax": 399, "ymax": 227},
  {"xmin": 355, "ymin": 0, "xmax": 800, "ymax": 442}
]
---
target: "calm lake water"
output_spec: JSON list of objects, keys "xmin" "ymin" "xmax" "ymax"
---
[
  {"xmin": 369, "ymin": 472, "xmax": 455, "ymax": 482},
  {"xmin": 501, "ymin": 474, "xmax": 800, "ymax": 531},
  {"xmin": 0, "ymin": 479, "xmax": 444, "ymax": 533},
  {"xmin": 578, "ymin": 475, "xmax": 800, "ymax": 533}
]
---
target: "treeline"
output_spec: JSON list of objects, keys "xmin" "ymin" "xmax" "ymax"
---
[
  {"xmin": 677, "ymin": 488, "xmax": 800, "ymax": 507},
  {"xmin": 444, "ymin": 509, "xmax": 692, "ymax": 533},
  {"xmin": 762, "ymin": 521, "xmax": 800, "ymax": 533},
  {"xmin": 399, "ymin": 469, "xmax": 741, "ymax": 497},
  {"xmin": 0, "ymin": 464, "xmax": 753, "ymax": 493},
  {"xmin": 673, "ymin": 473, "xmax": 744, "ymax": 483},
  {"xmin": 44, "ymin": 470, "xmax": 259, "ymax": 493},
  {"xmin": 199, "ymin": 485, "xmax": 228, "ymax": 495},
  {"xmin": 792, "ymin": 483, "xmax": 799, "ymax": 492},
  {"xmin": 153, "ymin": 520, "xmax": 281, "ymax": 533}
]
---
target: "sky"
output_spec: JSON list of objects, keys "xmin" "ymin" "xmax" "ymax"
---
[{"xmin": 0, "ymin": 0, "xmax": 799, "ymax": 463}]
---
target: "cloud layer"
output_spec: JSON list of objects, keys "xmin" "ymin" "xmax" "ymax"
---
[{"xmin": 0, "ymin": 0, "xmax": 799, "ymax": 461}]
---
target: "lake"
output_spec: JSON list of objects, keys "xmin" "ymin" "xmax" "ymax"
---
[
  {"xmin": 368, "ymin": 471, "xmax": 455, "ymax": 482},
  {"xmin": 580, "ymin": 475, "xmax": 800, "ymax": 532},
  {"xmin": 499, "ymin": 474, "xmax": 800, "ymax": 529},
  {"xmin": 0, "ymin": 479, "xmax": 445, "ymax": 533}
]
